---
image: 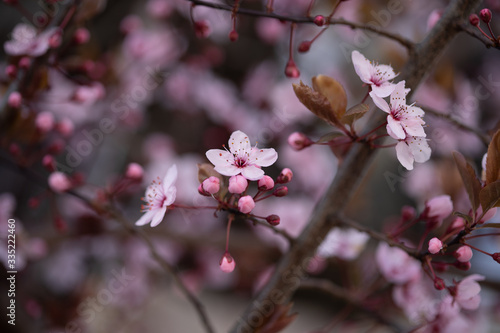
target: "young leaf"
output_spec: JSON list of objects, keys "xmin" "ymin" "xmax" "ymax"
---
[
  {"xmin": 479, "ymin": 180, "xmax": 500, "ymax": 212},
  {"xmin": 486, "ymin": 129, "xmax": 500, "ymax": 185},
  {"xmin": 453, "ymin": 151, "xmax": 482, "ymax": 212},
  {"xmin": 316, "ymin": 131, "xmax": 345, "ymax": 143},
  {"xmin": 311, "ymin": 75, "xmax": 347, "ymax": 119},
  {"xmin": 341, "ymin": 103, "xmax": 369, "ymax": 127},
  {"xmin": 197, "ymin": 163, "xmax": 222, "ymax": 183},
  {"xmin": 292, "ymin": 81, "xmax": 342, "ymax": 127}
]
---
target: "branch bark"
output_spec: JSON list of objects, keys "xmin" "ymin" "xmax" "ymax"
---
[{"xmin": 230, "ymin": 1, "xmax": 482, "ymax": 332}]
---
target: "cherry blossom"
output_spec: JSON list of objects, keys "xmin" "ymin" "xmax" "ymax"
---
[
  {"xmin": 370, "ymin": 81, "xmax": 426, "ymax": 140},
  {"xmin": 4, "ymin": 24, "xmax": 58, "ymax": 57},
  {"xmin": 424, "ymin": 195, "xmax": 453, "ymax": 226},
  {"xmin": 351, "ymin": 50, "xmax": 398, "ymax": 97},
  {"xmin": 238, "ymin": 195, "xmax": 255, "ymax": 214},
  {"xmin": 376, "ymin": 242, "xmax": 421, "ymax": 284},
  {"xmin": 136, "ymin": 165, "xmax": 177, "ymax": 227},
  {"xmin": 395, "ymin": 135, "xmax": 432, "ymax": 171},
  {"xmin": 454, "ymin": 274, "xmax": 485, "ymax": 310},
  {"xmin": 219, "ymin": 252, "xmax": 236, "ymax": 273},
  {"xmin": 206, "ymin": 130, "xmax": 278, "ymax": 181},
  {"xmin": 428, "ymin": 238, "xmax": 443, "ymax": 254},
  {"xmin": 454, "ymin": 245, "xmax": 473, "ymax": 263},
  {"xmin": 317, "ymin": 228, "xmax": 369, "ymax": 260}
]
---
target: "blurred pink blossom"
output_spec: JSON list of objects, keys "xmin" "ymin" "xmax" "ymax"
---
[
  {"xmin": 317, "ymin": 228, "xmax": 369, "ymax": 260},
  {"xmin": 376, "ymin": 242, "xmax": 421, "ymax": 284},
  {"xmin": 4, "ymin": 24, "xmax": 58, "ymax": 56}
]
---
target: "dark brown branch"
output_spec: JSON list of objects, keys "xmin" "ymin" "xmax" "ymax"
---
[
  {"xmin": 230, "ymin": 1, "xmax": 483, "ymax": 332},
  {"xmin": 422, "ymin": 106, "xmax": 490, "ymax": 146},
  {"xmin": 457, "ymin": 22, "xmax": 500, "ymax": 49},
  {"xmin": 187, "ymin": 0, "xmax": 414, "ymax": 50}
]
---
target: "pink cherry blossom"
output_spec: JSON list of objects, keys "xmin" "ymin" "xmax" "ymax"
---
[
  {"xmin": 125, "ymin": 163, "xmax": 144, "ymax": 180},
  {"xmin": 48, "ymin": 172, "xmax": 72, "ymax": 193},
  {"xmin": 228, "ymin": 175, "xmax": 248, "ymax": 194},
  {"xmin": 219, "ymin": 252, "xmax": 236, "ymax": 273},
  {"xmin": 202, "ymin": 176, "xmax": 220, "ymax": 194},
  {"xmin": 351, "ymin": 50, "xmax": 398, "ymax": 97},
  {"xmin": 35, "ymin": 111, "xmax": 55, "ymax": 133},
  {"xmin": 395, "ymin": 135, "xmax": 432, "ymax": 171},
  {"xmin": 454, "ymin": 245, "xmax": 473, "ymax": 263},
  {"xmin": 258, "ymin": 175, "xmax": 274, "ymax": 190},
  {"xmin": 317, "ymin": 228, "xmax": 369, "ymax": 260},
  {"xmin": 4, "ymin": 24, "xmax": 58, "ymax": 57},
  {"xmin": 454, "ymin": 274, "xmax": 485, "ymax": 310},
  {"xmin": 206, "ymin": 130, "xmax": 278, "ymax": 181},
  {"xmin": 424, "ymin": 195, "xmax": 453, "ymax": 225},
  {"xmin": 375, "ymin": 242, "xmax": 421, "ymax": 284},
  {"xmin": 8, "ymin": 91, "xmax": 22, "ymax": 108},
  {"xmin": 428, "ymin": 237, "xmax": 443, "ymax": 254},
  {"xmin": 370, "ymin": 81, "xmax": 426, "ymax": 140},
  {"xmin": 238, "ymin": 195, "xmax": 255, "ymax": 214},
  {"xmin": 136, "ymin": 165, "xmax": 177, "ymax": 227}
]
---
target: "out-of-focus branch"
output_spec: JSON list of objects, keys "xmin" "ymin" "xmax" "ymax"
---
[
  {"xmin": 230, "ymin": 1, "xmax": 483, "ymax": 332},
  {"xmin": 457, "ymin": 22, "xmax": 500, "ymax": 49},
  {"xmin": 186, "ymin": 0, "xmax": 414, "ymax": 50},
  {"xmin": 423, "ymin": 106, "xmax": 490, "ymax": 146}
]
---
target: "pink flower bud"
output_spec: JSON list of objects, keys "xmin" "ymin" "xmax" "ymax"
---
[
  {"xmin": 273, "ymin": 186, "xmax": 288, "ymax": 197},
  {"xmin": 202, "ymin": 176, "xmax": 220, "ymax": 194},
  {"xmin": 480, "ymin": 8, "xmax": 492, "ymax": 23},
  {"xmin": 47, "ymin": 139, "xmax": 64, "ymax": 155},
  {"xmin": 48, "ymin": 172, "xmax": 72, "ymax": 193},
  {"xmin": 198, "ymin": 184, "xmax": 210, "ymax": 196},
  {"xmin": 454, "ymin": 261, "xmax": 471, "ymax": 271},
  {"xmin": 194, "ymin": 20, "xmax": 211, "ymax": 38},
  {"xmin": 277, "ymin": 168, "xmax": 293, "ymax": 184},
  {"xmin": 469, "ymin": 14, "xmax": 480, "ymax": 26},
  {"xmin": 5, "ymin": 65, "xmax": 17, "ymax": 78},
  {"xmin": 48, "ymin": 30, "xmax": 62, "ymax": 48},
  {"xmin": 18, "ymin": 57, "xmax": 31, "ymax": 69},
  {"xmin": 428, "ymin": 237, "xmax": 443, "ymax": 254},
  {"xmin": 42, "ymin": 155, "xmax": 55, "ymax": 172},
  {"xmin": 492, "ymin": 253, "xmax": 500, "ymax": 264},
  {"xmin": 228, "ymin": 175, "xmax": 248, "ymax": 194},
  {"xmin": 447, "ymin": 217, "xmax": 465, "ymax": 234},
  {"xmin": 258, "ymin": 175, "xmax": 274, "ymax": 190},
  {"xmin": 434, "ymin": 277, "xmax": 446, "ymax": 290},
  {"xmin": 35, "ymin": 111, "xmax": 55, "ymax": 133},
  {"xmin": 56, "ymin": 118, "xmax": 74, "ymax": 137},
  {"xmin": 266, "ymin": 214, "xmax": 280, "ymax": 226},
  {"xmin": 219, "ymin": 252, "xmax": 236, "ymax": 273},
  {"xmin": 313, "ymin": 15, "xmax": 325, "ymax": 26},
  {"xmin": 478, "ymin": 206, "xmax": 497, "ymax": 223},
  {"xmin": 8, "ymin": 91, "xmax": 22, "ymax": 108},
  {"xmin": 424, "ymin": 195, "xmax": 453, "ymax": 227},
  {"xmin": 229, "ymin": 29, "xmax": 239, "ymax": 42},
  {"xmin": 454, "ymin": 246, "xmax": 473, "ymax": 262},
  {"xmin": 288, "ymin": 132, "xmax": 313, "ymax": 150},
  {"xmin": 401, "ymin": 205, "xmax": 416, "ymax": 222},
  {"xmin": 238, "ymin": 195, "xmax": 255, "ymax": 214},
  {"xmin": 284, "ymin": 59, "xmax": 300, "ymax": 78},
  {"xmin": 73, "ymin": 27, "xmax": 90, "ymax": 44},
  {"xmin": 298, "ymin": 41, "xmax": 311, "ymax": 53},
  {"xmin": 125, "ymin": 163, "xmax": 144, "ymax": 180}
]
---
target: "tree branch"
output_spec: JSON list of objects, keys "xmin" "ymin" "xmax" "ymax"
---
[
  {"xmin": 230, "ymin": 1, "xmax": 483, "ymax": 332},
  {"xmin": 457, "ymin": 22, "xmax": 500, "ymax": 49},
  {"xmin": 187, "ymin": 0, "xmax": 414, "ymax": 50}
]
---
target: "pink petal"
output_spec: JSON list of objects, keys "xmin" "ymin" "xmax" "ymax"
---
[
  {"xmin": 251, "ymin": 147, "xmax": 278, "ymax": 167},
  {"xmin": 351, "ymin": 51, "xmax": 373, "ymax": 84},
  {"xmin": 375, "ymin": 64, "xmax": 397, "ymax": 81},
  {"xmin": 390, "ymin": 81, "xmax": 408, "ymax": 109},
  {"xmin": 459, "ymin": 295, "xmax": 481, "ymax": 310},
  {"xmin": 164, "ymin": 186, "xmax": 177, "ymax": 206},
  {"xmin": 241, "ymin": 165, "xmax": 265, "ymax": 181},
  {"xmin": 387, "ymin": 116, "xmax": 406, "ymax": 139},
  {"xmin": 162, "ymin": 164, "xmax": 178, "ymax": 191},
  {"xmin": 228, "ymin": 130, "xmax": 251, "ymax": 155},
  {"xmin": 370, "ymin": 92, "xmax": 391, "ymax": 113},
  {"xmin": 396, "ymin": 141, "xmax": 414, "ymax": 170},
  {"xmin": 206, "ymin": 149, "xmax": 233, "ymax": 168},
  {"xmin": 135, "ymin": 210, "xmax": 156, "ymax": 226},
  {"xmin": 150, "ymin": 206, "xmax": 167, "ymax": 227},
  {"xmin": 404, "ymin": 119, "xmax": 426, "ymax": 137},
  {"xmin": 409, "ymin": 137, "xmax": 431, "ymax": 163},
  {"xmin": 371, "ymin": 83, "xmax": 396, "ymax": 98},
  {"xmin": 214, "ymin": 164, "xmax": 240, "ymax": 177}
]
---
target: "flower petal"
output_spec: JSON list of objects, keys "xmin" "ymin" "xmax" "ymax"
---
[
  {"xmin": 206, "ymin": 149, "xmax": 233, "ymax": 168},
  {"xmin": 214, "ymin": 164, "xmax": 241, "ymax": 177},
  {"xmin": 164, "ymin": 186, "xmax": 177, "ymax": 206},
  {"xmin": 371, "ymin": 83, "xmax": 396, "ymax": 98},
  {"xmin": 403, "ymin": 118, "xmax": 426, "ymax": 137},
  {"xmin": 228, "ymin": 130, "xmax": 251, "ymax": 155},
  {"xmin": 135, "ymin": 210, "xmax": 156, "ymax": 226},
  {"xmin": 162, "ymin": 164, "xmax": 178, "ymax": 191},
  {"xmin": 409, "ymin": 137, "xmax": 431, "ymax": 163},
  {"xmin": 251, "ymin": 147, "xmax": 278, "ymax": 167},
  {"xmin": 352, "ymin": 51, "xmax": 373, "ymax": 84},
  {"xmin": 370, "ymin": 92, "xmax": 391, "ymax": 113},
  {"xmin": 150, "ymin": 206, "xmax": 167, "ymax": 227},
  {"xmin": 375, "ymin": 64, "xmax": 397, "ymax": 82},
  {"xmin": 390, "ymin": 81, "xmax": 408, "ymax": 109},
  {"xmin": 241, "ymin": 165, "xmax": 265, "ymax": 181},
  {"xmin": 387, "ymin": 116, "xmax": 406, "ymax": 140},
  {"xmin": 396, "ymin": 141, "xmax": 414, "ymax": 171}
]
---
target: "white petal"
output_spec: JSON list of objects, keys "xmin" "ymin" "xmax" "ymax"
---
[
  {"xmin": 214, "ymin": 164, "xmax": 240, "ymax": 177},
  {"xmin": 162, "ymin": 164, "xmax": 178, "ymax": 191},
  {"xmin": 387, "ymin": 116, "xmax": 406, "ymax": 139},
  {"xmin": 352, "ymin": 51, "xmax": 373, "ymax": 83},
  {"xmin": 228, "ymin": 130, "xmax": 251, "ymax": 155},
  {"xmin": 395, "ymin": 141, "xmax": 414, "ymax": 170},
  {"xmin": 370, "ymin": 92, "xmax": 391, "ymax": 113},
  {"xmin": 409, "ymin": 137, "xmax": 431, "ymax": 163},
  {"xmin": 403, "ymin": 118, "xmax": 426, "ymax": 137},
  {"xmin": 375, "ymin": 64, "xmax": 397, "ymax": 81},
  {"xmin": 371, "ymin": 83, "xmax": 396, "ymax": 98},
  {"xmin": 164, "ymin": 186, "xmax": 177, "ymax": 206},
  {"xmin": 251, "ymin": 148, "xmax": 278, "ymax": 167},
  {"xmin": 206, "ymin": 149, "xmax": 233, "ymax": 168},
  {"xmin": 390, "ymin": 81, "xmax": 407, "ymax": 109},
  {"xmin": 150, "ymin": 206, "xmax": 167, "ymax": 227},
  {"xmin": 135, "ymin": 210, "xmax": 156, "ymax": 226},
  {"xmin": 241, "ymin": 165, "xmax": 265, "ymax": 181}
]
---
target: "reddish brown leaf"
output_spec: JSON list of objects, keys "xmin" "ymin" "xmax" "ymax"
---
[
  {"xmin": 480, "ymin": 180, "xmax": 500, "ymax": 212},
  {"xmin": 311, "ymin": 75, "xmax": 347, "ymax": 119},
  {"xmin": 316, "ymin": 131, "xmax": 346, "ymax": 144},
  {"xmin": 292, "ymin": 81, "xmax": 341, "ymax": 127},
  {"xmin": 453, "ymin": 151, "xmax": 482, "ymax": 211},
  {"xmin": 255, "ymin": 303, "xmax": 298, "ymax": 333},
  {"xmin": 486, "ymin": 130, "xmax": 500, "ymax": 185},
  {"xmin": 341, "ymin": 103, "xmax": 369, "ymax": 127}
]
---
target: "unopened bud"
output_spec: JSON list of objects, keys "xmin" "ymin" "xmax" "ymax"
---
[
  {"xmin": 73, "ymin": 27, "xmax": 90, "ymax": 44},
  {"xmin": 313, "ymin": 15, "xmax": 325, "ymax": 26},
  {"xmin": 5, "ymin": 65, "xmax": 17, "ymax": 78},
  {"xmin": 18, "ymin": 57, "xmax": 31, "ymax": 69},
  {"xmin": 480, "ymin": 8, "xmax": 492, "ymax": 23},
  {"xmin": 434, "ymin": 277, "xmax": 446, "ymax": 290},
  {"xmin": 288, "ymin": 132, "xmax": 313, "ymax": 150},
  {"xmin": 428, "ymin": 237, "xmax": 443, "ymax": 254},
  {"xmin": 194, "ymin": 20, "xmax": 211, "ymax": 38},
  {"xmin": 454, "ymin": 261, "xmax": 471, "ymax": 271},
  {"xmin": 229, "ymin": 29, "xmax": 239, "ymax": 42},
  {"xmin": 273, "ymin": 186, "xmax": 288, "ymax": 197},
  {"xmin": 258, "ymin": 175, "xmax": 274, "ymax": 191},
  {"xmin": 284, "ymin": 59, "xmax": 300, "ymax": 78},
  {"xmin": 492, "ymin": 253, "xmax": 500, "ymax": 264},
  {"xmin": 469, "ymin": 14, "xmax": 480, "ymax": 26},
  {"xmin": 198, "ymin": 183, "xmax": 210, "ymax": 196},
  {"xmin": 298, "ymin": 41, "xmax": 311, "ymax": 53},
  {"xmin": 238, "ymin": 195, "xmax": 255, "ymax": 214},
  {"xmin": 277, "ymin": 168, "xmax": 293, "ymax": 184},
  {"xmin": 228, "ymin": 175, "xmax": 248, "ymax": 194},
  {"xmin": 8, "ymin": 91, "xmax": 22, "ymax": 108},
  {"xmin": 42, "ymin": 155, "xmax": 55, "ymax": 172},
  {"xmin": 219, "ymin": 252, "xmax": 236, "ymax": 273},
  {"xmin": 266, "ymin": 214, "xmax": 280, "ymax": 226},
  {"xmin": 35, "ymin": 111, "xmax": 55, "ymax": 134},
  {"xmin": 48, "ymin": 172, "xmax": 72, "ymax": 193},
  {"xmin": 401, "ymin": 205, "xmax": 416, "ymax": 222},
  {"xmin": 125, "ymin": 163, "xmax": 144, "ymax": 181},
  {"xmin": 454, "ymin": 245, "xmax": 473, "ymax": 262},
  {"xmin": 202, "ymin": 176, "xmax": 220, "ymax": 194}
]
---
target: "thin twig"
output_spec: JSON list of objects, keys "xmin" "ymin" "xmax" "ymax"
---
[
  {"xmin": 457, "ymin": 22, "xmax": 500, "ymax": 49},
  {"xmin": 247, "ymin": 217, "xmax": 296, "ymax": 244},
  {"xmin": 187, "ymin": 0, "xmax": 414, "ymax": 50},
  {"xmin": 422, "ymin": 106, "xmax": 490, "ymax": 146}
]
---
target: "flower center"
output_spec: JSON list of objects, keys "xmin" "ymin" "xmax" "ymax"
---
[{"xmin": 234, "ymin": 155, "xmax": 248, "ymax": 168}]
